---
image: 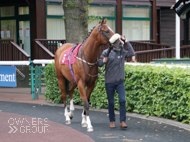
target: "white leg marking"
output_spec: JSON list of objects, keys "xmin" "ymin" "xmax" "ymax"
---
[
  {"xmin": 64, "ymin": 106, "xmax": 71, "ymax": 124},
  {"xmin": 70, "ymin": 99, "xmax": 75, "ymax": 111},
  {"xmin": 81, "ymin": 110, "xmax": 87, "ymax": 127},
  {"xmin": 86, "ymin": 116, "xmax": 93, "ymax": 132},
  {"xmin": 69, "ymin": 99, "xmax": 74, "ymax": 119}
]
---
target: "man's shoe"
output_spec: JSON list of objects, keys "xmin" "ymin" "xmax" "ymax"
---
[
  {"xmin": 120, "ymin": 122, "xmax": 127, "ymax": 128},
  {"xmin": 110, "ymin": 121, "xmax": 115, "ymax": 128}
]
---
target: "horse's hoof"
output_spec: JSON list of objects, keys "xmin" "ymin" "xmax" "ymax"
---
[
  {"xmin": 69, "ymin": 116, "xmax": 73, "ymax": 120},
  {"xmin": 66, "ymin": 120, "xmax": 71, "ymax": 124},
  {"xmin": 87, "ymin": 127, "xmax": 94, "ymax": 132},
  {"xmin": 81, "ymin": 123, "xmax": 87, "ymax": 127}
]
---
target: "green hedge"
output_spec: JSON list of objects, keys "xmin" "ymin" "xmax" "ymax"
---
[{"xmin": 44, "ymin": 63, "xmax": 190, "ymax": 124}]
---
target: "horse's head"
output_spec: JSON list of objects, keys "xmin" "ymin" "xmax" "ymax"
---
[{"xmin": 97, "ymin": 18, "xmax": 123, "ymax": 50}]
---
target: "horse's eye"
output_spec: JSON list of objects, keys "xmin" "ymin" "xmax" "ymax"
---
[{"xmin": 105, "ymin": 30, "xmax": 109, "ymax": 33}]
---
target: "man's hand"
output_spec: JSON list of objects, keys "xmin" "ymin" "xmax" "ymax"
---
[
  {"xmin": 103, "ymin": 57, "xmax": 108, "ymax": 63},
  {"xmin": 121, "ymin": 36, "xmax": 127, "ymax": 43},
  {"xmin": 132, "ymin": 56, "xmax": 136, "ymax": 62}
]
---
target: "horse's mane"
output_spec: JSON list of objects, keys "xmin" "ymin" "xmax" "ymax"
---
[{"xmin": 82, "ymin": 26, "xmax": 96, "ymax": 43}]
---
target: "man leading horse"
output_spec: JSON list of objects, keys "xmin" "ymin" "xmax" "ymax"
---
[{"xmin": 97, "ymin": 34, "xmax": 135, "ymax": 129}]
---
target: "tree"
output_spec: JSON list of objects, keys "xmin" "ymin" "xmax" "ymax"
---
[{"xmin": 63, "ymin": 0, "xmax": 91, "ymax": 43}]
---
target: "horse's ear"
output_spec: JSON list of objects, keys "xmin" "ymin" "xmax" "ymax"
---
[
  {"xmin": 103, "ymin": 18, "xmax": 107, "ymax": 24},
  {"xmin": 99, "ymin": 18, "xmax": 104, "ymax": 26}
]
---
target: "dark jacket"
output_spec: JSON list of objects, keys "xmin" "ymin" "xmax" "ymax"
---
[{"xmin": 97, "ymin": 42, "xmax": 135, "ymax": 83}]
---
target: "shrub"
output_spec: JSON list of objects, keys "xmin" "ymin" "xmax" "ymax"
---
[
  {"xmin": 124, "ymin": 65, "xmax": 190, "ymax": 123},
  {"xmin": 44, "ymin": 63, "xmax": 190, "ymax": 124},
  {"xmin": 43, "ymin": 63, "xmax": 62, "ymax": 103}
]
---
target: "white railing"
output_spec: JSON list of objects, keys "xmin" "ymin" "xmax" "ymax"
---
[
  {"xmin": 33, "ymin": 59, "xmax": 54, "ymax": 66},
  {"xmin": 1, "ymin": 60, "xmax": 190, "ymax": 100},
  {"xmin": 125, "ymin": 62, "xmax": 190, "ymax": 69},
  {"xmin": 0, "ymin": 61, "xmax": 30, "ymax": 65}
]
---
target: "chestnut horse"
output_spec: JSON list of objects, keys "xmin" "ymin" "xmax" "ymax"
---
[{"xmin": 54, "ymin": 19, "xmax": 121, "ymax": 131}]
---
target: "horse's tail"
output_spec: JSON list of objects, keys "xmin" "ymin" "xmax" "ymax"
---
[{"xmin": 65, "ymin": 79, "xmax": 70, "ymax": 95}]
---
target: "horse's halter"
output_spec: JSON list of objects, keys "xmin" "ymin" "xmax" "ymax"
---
[{"xmin": 98, "ymin": 24, "xmax": 112, "ymax": 46}]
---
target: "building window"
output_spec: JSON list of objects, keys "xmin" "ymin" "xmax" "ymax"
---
[
  {"xmin": 46, "ymin": 3, "xmax": 65, "ymax": 39},
  {"xmin": 123, "ymin": 7, "xmax": 149, "ymax": 18},
  {"xmin": 122, "ymin": 6, "xmax": 151, "ymax": 41},
  {"xmin": 0, "ymin": 6, "xmax": 15, "ymax": 17},
  {"xmin": 88, "ymin": 5, "xmax": 116, "ymax": 32},
  {"xmin": 19, "ymin": 6, "xmax": 29, "ymax": 15},
  {"xmin": 1, "ymin": 20, "xmax": 16, "ymax": 41},
  {"xmin": 47, "ymin": 5, "xmax": 64, "ymax": 15},
  {"xmin": 89, "ymin": 6, "xmax": 115, "ymax": 17}
]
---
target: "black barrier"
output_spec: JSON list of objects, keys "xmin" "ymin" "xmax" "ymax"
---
[{"xmin": 173, "ymin": 0, "xmax": 190, "ymax": 17}]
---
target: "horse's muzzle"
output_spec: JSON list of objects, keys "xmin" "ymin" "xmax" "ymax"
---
[{"xmin": 112, "ymin": 42, "xmax": 124, "ymax": 51}]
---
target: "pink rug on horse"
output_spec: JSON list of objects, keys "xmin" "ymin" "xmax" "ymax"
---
[{"xmin": 61, "ymin": 43, "xmax": 82, "ymax": 65}]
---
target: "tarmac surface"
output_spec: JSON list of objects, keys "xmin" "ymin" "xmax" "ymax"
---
[{"xmin": 1, "ymin": 88, "xmax": 190, "ymax": 142}]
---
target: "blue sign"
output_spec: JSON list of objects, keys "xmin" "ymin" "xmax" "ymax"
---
[{"xmin": 0, "ymin": 66, "xmax": 17, "ymax": 87}]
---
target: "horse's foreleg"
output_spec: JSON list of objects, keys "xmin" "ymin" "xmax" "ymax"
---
[
  {"xmin": 84, "ymin": 83, "xmax": 96, "ymax": 131},
  {"xmin": 78, "ymin": 80, "xmax": 93, "ymax": 132},
  {"xmin": 81, "ymin": 109, "xmax": 87, "ymax": 127},
  {"xmin": 68, "ymin": 83, "xmax": 77, "ymax": 119},
  {"xmin": 57, "ymin": 76, "xmax": 71, "ymax": 124},
  {"xmin": 86, "ymin": 82, "xmax": 95, "ymax": 104}
]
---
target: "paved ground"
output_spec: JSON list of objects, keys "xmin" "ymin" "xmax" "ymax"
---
[
  {"xmin": 0, "ymin": 111, "xmax": 94, "ymax": 142},
  {"xmin": 1, "ymin": 88, "xmax": 190, "ymax": 142},
  {"xmin": 0, "ymin": 87, "xmax": 47, "ymax": 104}
]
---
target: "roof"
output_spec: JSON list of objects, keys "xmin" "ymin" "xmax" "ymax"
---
[
  {"xmin": 46, "ymin": 0, "xmax": 62, "ymax": 3},
  {"xmin": 156, "ymin": 2, "xmax": 175, "ymax": 7},
  {"xmin": 90, "ymin": 0, "xmax": 151, "ymax": 6},
  {"xmin": 122, "ymin": 1, "xmax": 151, "ymax": 6},
  {"xmin": 91, "ymin": 0, "xmax": 117, "ymax": 5},
  {"xmin": 45, "ymin": 0, "xmax": 174, "ymax": 7},
  {"xmin": 45, "ymin": 0, "xmax": 116, "ymax": 5}
]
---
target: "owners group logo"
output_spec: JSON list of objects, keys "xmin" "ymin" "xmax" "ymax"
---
[{"xmin": 8, "ymin": 117, "xmax": 50, "ymax": 134}]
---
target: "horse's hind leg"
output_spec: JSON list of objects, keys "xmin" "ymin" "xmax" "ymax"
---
[
  {"xmin": 68, "ymin": 82, "xmax": 77, "ymax": 119},
  {"xmin": 57, "ymin": 75, "xmax": 71, "ymax": 124}
]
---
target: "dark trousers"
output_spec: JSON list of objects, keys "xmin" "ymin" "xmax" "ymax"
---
[{"xmin": 105, "ymin": 81, "xmax": 126, "ymax": 123}]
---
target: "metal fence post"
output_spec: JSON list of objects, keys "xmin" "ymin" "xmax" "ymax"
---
[
  {"xmin": 35, "ymin": 66, "xmax": 39, "ymax": 99},
  {"xmin": 39, "ymin": 66, "xmax": 42, "ymax": 94},
  {"xmin": 30, "ymin": 61, "xmax": 35, "ymax": 100}
]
